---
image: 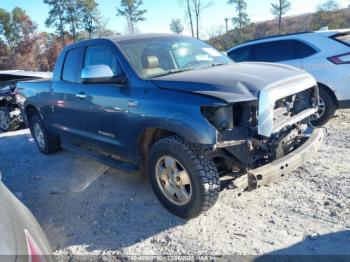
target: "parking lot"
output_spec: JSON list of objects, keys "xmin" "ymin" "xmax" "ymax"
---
[{"xmin": 1, "ymin": 110, "xmax": 350, "ymax": 258}]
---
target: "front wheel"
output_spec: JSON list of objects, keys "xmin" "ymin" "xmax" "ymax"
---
[{"xmin": 147, "ymin": 136, "xmax": 220, "ymax": 219}]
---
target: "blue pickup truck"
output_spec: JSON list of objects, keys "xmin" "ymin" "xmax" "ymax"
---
[{"xmin": 17, "ymin": 34, "xmax": 323, "ymax": 218}]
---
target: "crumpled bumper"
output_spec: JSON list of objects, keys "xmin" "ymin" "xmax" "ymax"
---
[{"xmin": 234, "ymin": 128, "xmax": 324, "ymax": 190}]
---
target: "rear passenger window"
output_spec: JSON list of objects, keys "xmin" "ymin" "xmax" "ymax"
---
[
  {"xmin": 228, "ymin": 45, "xmax": 254, "ymax": 62},
  {"xmin": 231, "ymin": 39, "xmax": 317, "ymax": 63},
  {"xmin": 84, "ymin": 46, "xmax": 122, "ymax": 76},
  {"xmin": 290, "ymin": 40, "xmax": 317, "ymax": 59},
  {"xmin": 251, "ymin": 40, "xmax": 294, "ymax": 62},
  {"xmin": 62, "ymin": 48, "xmax": 82, "ymax": 82}
]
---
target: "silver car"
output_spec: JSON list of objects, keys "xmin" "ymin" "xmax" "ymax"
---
[{"xmin": 0, "ymin": 172, "xmax": 53, "ymax": 261}]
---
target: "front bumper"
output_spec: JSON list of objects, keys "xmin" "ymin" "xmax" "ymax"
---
[{"xmin": 234, "ymin": 128, "xmax": 324, "ymax": 190}]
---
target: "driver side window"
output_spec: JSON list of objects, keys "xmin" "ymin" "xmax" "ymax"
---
[{"xmin": 84, "ymin": 46, "xmax": 122, "ymax": 76}]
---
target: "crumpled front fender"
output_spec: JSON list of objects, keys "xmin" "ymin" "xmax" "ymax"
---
[{"xmin": 166, "ymin": 113, "xmax": 217, "ymax": 145}]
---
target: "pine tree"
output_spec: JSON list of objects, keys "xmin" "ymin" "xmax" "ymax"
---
[
  {"xmin": 271, "ymin": 0, "xmax": 291, "ymax": 34},
  {"xmin": 228, "ymin": 0, "xmax": 250, "ymax": 43},
  {"xmin": 117, "ymin": 0, "xmax": 147, "ymax": 35},
  {"xmin": 44, "ymin": 0, "xmax": 67, "ymax": 45},
  {"xmin": 79, "ymin": 0, "xmax": 100, "ymax": 39},
  {"xmin": 170, "ymin": 19, "xmax": 184, "ymax": 34}
]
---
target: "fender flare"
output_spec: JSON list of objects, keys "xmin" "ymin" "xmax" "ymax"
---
[{"xmin": 166, "ymin": 113, "xmax": 217, "ymax": 145}]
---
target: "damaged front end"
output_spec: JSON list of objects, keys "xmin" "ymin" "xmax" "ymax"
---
[{"xmin": 202, "ymin": 85, "xmax": 324, "ymax": 191}]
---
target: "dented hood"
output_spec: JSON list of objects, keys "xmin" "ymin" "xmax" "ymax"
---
[{"xmin": 152, "ymin": 62, "xmax": 315, "ymax": 103}]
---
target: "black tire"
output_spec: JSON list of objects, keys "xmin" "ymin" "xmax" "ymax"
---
[
  {"xmin": 147, "ymin": 136, "xmax": 220, "ymax": 219},
  {"xmin": 311, "ymin": 87, "xmax": 337, "ymax": 127},
  {"xmin": 0, "ymin": 107, "xmax": 19, "ymax": 132},
  {"xmin": 29, "ymin": 114, "xmax": 60, "ymax": 154}
]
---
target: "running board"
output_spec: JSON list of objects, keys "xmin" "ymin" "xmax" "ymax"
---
[{"xmin": 61, "ymin": 140, "xmax": 139, "ymax": 173}]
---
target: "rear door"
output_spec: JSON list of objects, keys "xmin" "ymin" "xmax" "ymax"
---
[
  {"xmin": 250, "ymin": 40, "xmax": 302, "ymax": 68},
  {"xmin": 50, "ymin": 47, "xmax": 86, "ymax": 144}
]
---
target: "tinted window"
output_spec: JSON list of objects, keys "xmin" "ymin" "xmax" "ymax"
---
[
  {"xmin": 290, "ymin": 40, "xmax": 317, "ymax": 59},
  {"xmin": 84, "ymin": 46, "xmax": 121, "ymax": 76},
  {"xmin": 251, "ymin": 40, "xmax": 294, "ymax": 62},
  {"xmin": 228, "ymin": 45, "xmax": 254, "ymax": 62},
  {"xmin": 62, "ymin": 48, "xmax": 81, "ymax": 82},
  {"xmin": 231, "ymin": 39, "xmax": 317, "ymax": 63}
]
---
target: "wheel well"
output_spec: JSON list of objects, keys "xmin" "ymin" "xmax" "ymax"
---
[
  {"xmin": 317, "ymin": 83, "xmax": 339, "ymax": 108},
  {"xmin": 25, "ymin": 105, "xmax": 39, "ymax": 123},
  {"xmin": 139, "ymin": 128, "xmax": 176, "ymax": 171}
]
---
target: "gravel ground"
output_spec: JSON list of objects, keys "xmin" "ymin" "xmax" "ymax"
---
[{"xmin": 0, "ymin": 110, "xmax": 350, "ymax": 259}]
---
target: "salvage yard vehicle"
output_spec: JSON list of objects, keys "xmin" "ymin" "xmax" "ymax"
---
[
  {"xmin": 0, "ymin": 71, "xmax": 52, "ymax": 132},
  {"xmin": 17, "ymin": 34, "xmax": 323, "ymax": 218},
  {"xmin": 227, "ymin": 29, "xmax": 350, "ymax": 126},
  {"xmin": 0, "ymin": 172, "xmax": 53, "ymax": 261}
]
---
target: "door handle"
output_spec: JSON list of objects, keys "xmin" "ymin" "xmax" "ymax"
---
[
  {"xmin": 128, "ymin": 100, "xmax": 139, "ymax": 108},
  {"xmin": 76, "ymin": 92, "xmax": 87, "ymax": 100}
]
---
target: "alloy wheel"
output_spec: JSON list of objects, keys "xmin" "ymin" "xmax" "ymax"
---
[
  {"xmin": 155, "ymin": 156, "xmax": 192, "ymax": 206},
  {"xmin": 34, "ymin": 122, "xmax": 45, "ymax": 149}
]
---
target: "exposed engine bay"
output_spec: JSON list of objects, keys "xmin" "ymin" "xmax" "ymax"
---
[
  {"xmin": 0, "ymin": 81, "xmax": 23, "ymax": 132},
  {"xmin": 202, "ymin": 86, "xmax": 319, "ymax": 180},
  {"xmin": 0, "ymin": 71, "xmax": 51, "ymax": 132}
]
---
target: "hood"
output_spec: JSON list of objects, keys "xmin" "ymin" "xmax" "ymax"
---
[{"xmin": 152, "ymin": 62, "xmax": 315, "ymax": 103}]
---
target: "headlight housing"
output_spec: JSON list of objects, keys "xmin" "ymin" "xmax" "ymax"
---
[{"xmin": 202, "ymin": 105, "xmax": 234, "ymax": 131}]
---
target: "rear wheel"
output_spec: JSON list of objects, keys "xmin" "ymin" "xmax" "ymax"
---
[
  {"xmin": 29, "ymin": 114, "xmax": 60, "ymax": 154},
  {"xmin": 148, "ymin": 136, "xmax": 220, "ymax": 219},
  {"xmin": 311, "ymin": 87, "xmax": 337, "ymax": 127}
]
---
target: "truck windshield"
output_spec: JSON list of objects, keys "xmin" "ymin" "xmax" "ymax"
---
[{"xmin": 117, "ymin": 37, "xmax": 233, "ymax": 78}]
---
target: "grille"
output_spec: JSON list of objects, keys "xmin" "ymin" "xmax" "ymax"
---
[{"xmin": 273, "ymin": 86, "xmax": 318, "ymax": 132}]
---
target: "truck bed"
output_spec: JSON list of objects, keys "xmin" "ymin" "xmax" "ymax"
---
[{"xmin": 17, "ymin": 79, "xmax": 52, "ymax": 120}]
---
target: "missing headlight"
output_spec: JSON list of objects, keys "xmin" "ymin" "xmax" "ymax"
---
[{"xmin": 202, "ymin": 106, "xmax": 234, "ymax": 131}]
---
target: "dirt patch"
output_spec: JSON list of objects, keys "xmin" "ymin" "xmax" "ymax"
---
[{"xmin": 0, "ymin": 110, "xmax": 349, "ymax": 258}]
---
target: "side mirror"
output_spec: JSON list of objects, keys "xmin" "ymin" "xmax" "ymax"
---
[{"xmin": 81, "ymin": 65, "xmax": 126, "ymax": 85}]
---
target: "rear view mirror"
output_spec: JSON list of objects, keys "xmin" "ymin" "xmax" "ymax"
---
[{"xmin": 81, "ymin": 65, "xmax": 124, "ymax": 84}]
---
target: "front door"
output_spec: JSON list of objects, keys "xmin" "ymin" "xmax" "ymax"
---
[{"xmin": 77, "ymin": 45, "xmax": 130, "ymax": 158}]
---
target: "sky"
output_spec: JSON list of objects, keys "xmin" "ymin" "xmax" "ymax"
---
[{"xmin": 1, "ymin": 0, "xmax": 349, "ymax": 38}]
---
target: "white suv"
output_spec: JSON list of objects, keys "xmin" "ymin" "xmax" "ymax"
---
[{"xmin": 227, "ymin": 30, "xmax": 350, "ymax": 126}]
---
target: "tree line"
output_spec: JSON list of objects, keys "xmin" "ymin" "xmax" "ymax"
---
[
  {"xmin": 209, "ymin": 0, "xmax": 350, "ymax": 50},
  {"xmin": 0, "ymin": 0, "xmax": 349, "ymax": 71}
]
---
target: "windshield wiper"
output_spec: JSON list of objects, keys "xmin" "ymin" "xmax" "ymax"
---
[
  {"xmin": 151, "ymin": 68, "xmax": 194, "ymax": 78},
  {"xmin": 211, "ymin": 63, "xmax": 226, "ymax": 67}
]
